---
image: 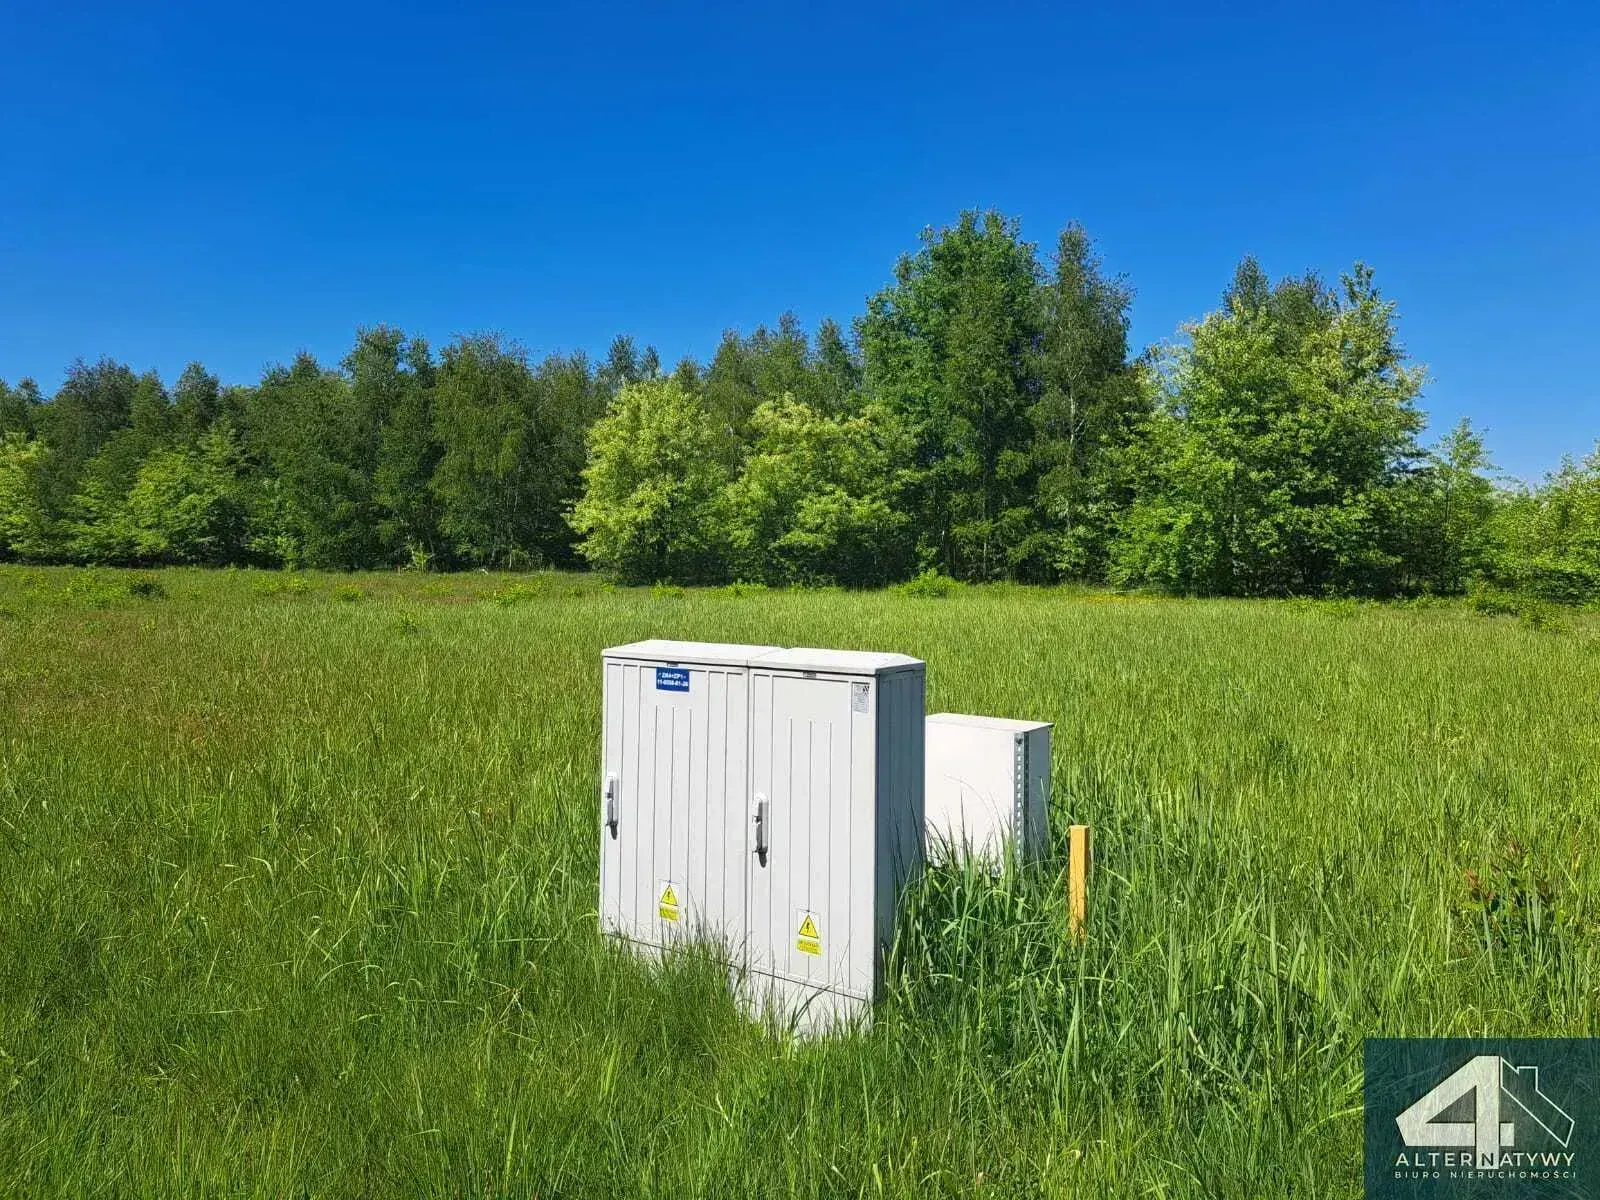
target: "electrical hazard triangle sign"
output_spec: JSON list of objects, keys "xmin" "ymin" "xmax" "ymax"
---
[
  {"xmin": 796, "ymin": 911, "xmax": 821, "ymax": 955},
  {"xmin": 659, "ymin": 883, "xmax": 680, "ymax": 922}
]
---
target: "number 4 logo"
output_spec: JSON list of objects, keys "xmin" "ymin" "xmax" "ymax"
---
[{"xmin": 1397, "ymin": 1055, "xmax": 1575, "ymax": 1163}]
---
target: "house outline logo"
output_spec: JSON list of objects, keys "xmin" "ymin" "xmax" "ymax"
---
[
  {"xmin": 1366, "ymin": 1037, "xmax": 1598, "ymax": 1197},
  {"xmin": 1396, "ymin": 1054, "xmax": 1576, "ymax": 1166}
]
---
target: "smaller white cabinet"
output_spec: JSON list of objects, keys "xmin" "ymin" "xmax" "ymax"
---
[
  {"xmin": 924, "ymin": 714, "xmax": 1052, "ymax": 869},
  {"xmin": 600, "ymin": 640, "xmax": 925, "ymax": 1035}
]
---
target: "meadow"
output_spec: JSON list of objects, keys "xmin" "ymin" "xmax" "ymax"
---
[{"xmin": 0, "ymin": 566, "xmax": 1595, "ymax": 1198}]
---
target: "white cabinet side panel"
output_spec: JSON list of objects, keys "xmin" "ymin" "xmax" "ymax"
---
[
  {"xmin": 846, "ymin": 683, "xmax": 876, "ymax": 997},
  {"xmin": 1024, "ymin": 726, "xmax": 1052, "ymax": 860},
  {"xmin": 874, "ymin": 669, "xmax": 925, "ymax": 971}
]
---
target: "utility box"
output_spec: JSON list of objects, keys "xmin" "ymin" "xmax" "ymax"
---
[
  {"xmin": 924, "ymin": 714, "xmax": 1052, "ymax": 869},
  {"xmin": 599, "ymin": 640, "xmax": 926, "ymax": 1035}
]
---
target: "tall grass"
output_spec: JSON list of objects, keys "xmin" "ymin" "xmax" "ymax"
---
[{"xmin": 0, "ymin": 567, "xmax": 1594, "ymax": 1197}]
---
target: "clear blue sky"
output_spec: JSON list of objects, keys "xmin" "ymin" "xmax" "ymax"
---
[{"xmin": 2, "ymin": 1, "xmax": 1596, "ymax": 481}]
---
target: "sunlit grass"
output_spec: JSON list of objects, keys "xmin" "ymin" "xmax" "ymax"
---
[{"xmin": 0, "ymin": 566, "xmax": 1595, "ymax": 1196}]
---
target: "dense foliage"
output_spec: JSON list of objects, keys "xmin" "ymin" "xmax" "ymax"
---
[{"xmin": 1, "ymin": 210, "xmax": 1595, "ymax": 597}]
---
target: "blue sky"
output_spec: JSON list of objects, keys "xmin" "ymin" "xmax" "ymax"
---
[{"xmin": 2, "ymin": 1, "xmax": 1595, "ymax": 481}]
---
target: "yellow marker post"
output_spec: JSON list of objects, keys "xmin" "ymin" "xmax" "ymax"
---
[{"xmin": 1068, "ymin": 825, "xmax": 1091, "ymax": 943}]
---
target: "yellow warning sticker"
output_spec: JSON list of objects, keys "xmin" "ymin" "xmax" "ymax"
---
[
  {"xmin": 659, "ymin": 882, "xmax": 680, "ymax": 922},
  {"xmin": 796, "ymin": 911, "xmax": 821, "ymax": 955}
]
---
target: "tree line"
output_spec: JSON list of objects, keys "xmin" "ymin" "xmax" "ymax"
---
[{"xmin": 1, "ymin": 209, "xmax": 1596, "ymax": 599}]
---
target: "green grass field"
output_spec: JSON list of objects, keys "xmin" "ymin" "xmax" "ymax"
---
[{"xmin": 0, "ymin": 566, "xmax": 1595, "ymax": 1197}]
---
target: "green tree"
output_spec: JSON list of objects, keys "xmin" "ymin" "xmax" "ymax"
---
[
  {"xmin": 173, "ymin": 363, "xmax": 222, "ymax": 442},
  {"xmin": 0, "ymin": 379, "xmax": 41, "ymax": 439},
  {"xmin": 373, "ymin": 335, "xmax": 442, "ymax": 565},
  {"xmin": 64, "ymin": 370, "xmax": 175, "ymax": 562},
  {"xmin": 750, "ymin": 314, "xmax": 813, "ymax": 406},
  {"xmin": 346, "ymin": 325, "xmax": 440, "ymax": 563},
  {"xmin": 533, "ymin": 349, "xmax": 606, "ymax": 565},
  {"xmin": 702, "ymin": 328, "xmax": 764, "ymax": 449},
  {"xmin": 242, "ymin": 474, "xmax": 302, "ymax": 567},
  {"xmin": 860, "ymin": 210, "xmax": 1043, "ymax": 579},
  {"xmin": 639, "ymin": 345, "xmax": 662, "ymax": 380},
  {"xmin": 569, "ymin": 378, "xmax": 732, "ymax": 583},
  {"xmin": 1487, "ymin": 445, "xmax": 1600, "ymax": 603},
  {"xmin": 597, "ymin": 334, "xmax": 642, "ymax": 395},
  {"xmin": 247, "ymin": 353, "xmax": 381, "ymax": 568},
  {"xmin": 430, "ymin": 337, "xmax": 598, "ymax": 567},
  {"xmin": 217, "ymin": 382, "xmax": 256, "ymax": 434},
  {"xmin": 0, "ymin": 434, "xmax": 54, "ymax": 559},
  {"xmin": 1028, "ymin": 224, "xmax": 1142, "ymax": 580},
  {"xmin": 721, "ymin": 395, "xmax": 911, "ymax": 586},
  {"xmin": 1390, "ymin": 418, "xmax": 1498, "ymax": 593},
  {"xmin": 702, "ymin": 315, "xmax": 859, "ymax": 447},
  {"xmin": 1112, "ymin": 262, "xmax": 1426, "ymax": 596},
  {"xmin": 812, "ymin": 318, "xmax": 862, "ymax": 416},
  {"xmin": 670, "ymin": 356, "xmax": 702, "ymax": 393},
  {"xmin": 129, "ymin": 370, "xmax": 174, "ymax": 448},
  {"xmin": 34, "ymin": 358, "xmax": 140, "ymax": 516},
  {"xmin": 116, "ymin": 426, "xmax": 248, "ymax": 564}
]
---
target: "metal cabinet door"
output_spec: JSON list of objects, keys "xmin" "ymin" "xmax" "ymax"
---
[
  {"xmin": 600, "ymin": 659, "xmax": 750, "ymax": 955},
  {"xmin": 746, "ymin": 671, "xmax": 876, "ymax": 997}
]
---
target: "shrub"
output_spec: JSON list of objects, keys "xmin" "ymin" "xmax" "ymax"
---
[
  {"xmin": 1465, "ymin": 581, "xmax": 1520, "ymax": 617},
  {"xmin": 1455, "ymin": 839, "xmax": 1591, "ymax": 956},
  {"xmin": 1466, "ymin": 581, "xmax": 1567, "ymax": 632},
  {"xmin": 894, "ymin": 569, "xmax": 962, "ymax": 599},
  {"xmin": 716, "ymin": 580, "xmax": 770, "ymax": 598},
  {"xmin": 58, "ymin": 570, "xmax": 125, "ymax": 608},
  {"xmin": 254, "ymin": 574, "xmax": 312, "ymax": 598},
  {"xmin": 1518, "ymin": 598, "xmax": 1567, "ymax": 633},
  {"xmin": 492, "ymin": 578, "xmax": 550, "ymax": 606}
]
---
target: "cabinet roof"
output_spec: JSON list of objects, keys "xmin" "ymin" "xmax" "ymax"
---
[
  {"xmin": 927, "ymin": 712, "xmax": 1052, "ymax": 732},
  {"xmin": 603, "ymin": 639, "xmax": 782, "ymax": 667},
  {"xmin": 603, "ymin": 641, "xmax": 923, "ymax": 674},
  {"xmin": 755, "ymin": 647, "xmax": 923, "ymax": 675}
]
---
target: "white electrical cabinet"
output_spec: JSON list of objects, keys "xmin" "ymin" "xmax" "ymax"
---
[
  {"xmin": 924, "ymin": 713, "xmax": 1052, "ymax": 869},
  {"xmin": 600, "ymin": 640, "xmax": 925, "ymax": 1034}
]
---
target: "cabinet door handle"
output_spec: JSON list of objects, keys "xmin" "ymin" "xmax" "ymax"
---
[
  {"xmin": 753, "ymin": 793, "xmax": 768, "ymax": 864},
  {"xmin": 604, "ymin": 774, "xmax": 619, "ymax": 838}
]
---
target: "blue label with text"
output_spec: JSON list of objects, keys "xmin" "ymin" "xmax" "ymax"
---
[{"xmin": 656, "ymin": 667, "xmax": 690, "ymax": 692}]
